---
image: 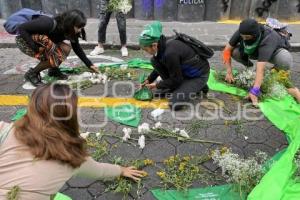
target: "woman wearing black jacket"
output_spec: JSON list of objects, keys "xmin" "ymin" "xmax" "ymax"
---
[
  {"xmin": 16, "ymin": 9, "xmax": 99, "ymax": 86},
  {"xmin": 139, "ymin": 21, "xmax": 210, "ymax": 111}
]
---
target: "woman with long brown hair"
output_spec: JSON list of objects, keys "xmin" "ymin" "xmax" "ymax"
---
[{"xmin": 0, "ymin": 84, "xmax": 144, "ymax": 200}]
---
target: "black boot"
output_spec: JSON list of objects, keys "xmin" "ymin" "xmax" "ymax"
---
[
  {"xmin": 202, "ymin": 84, "xmax": 209, "ymax": 95},
  {"xmin": 24, "ymin": 68, "xmax": 43, "ymax": 86},
  {"xmin": 48, "ymin": 68, "xmax": 68, "ymax": 80}
]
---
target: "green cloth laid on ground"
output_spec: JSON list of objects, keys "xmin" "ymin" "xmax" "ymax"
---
[
  {"xmin": 10, "ymin": 108, "xmax": 27, "ymax": 121},
  {"xmin": 98, "ymin": 58, "xmax": 153, "ymax": 70},
  {"xmin": 54, "ymin": 193, "xmax": 72, "ymax": 200},
  {"xmin": 152, "ymin": 184, "xmax": 246, "ymax": 200},
  {"xmin": 105, "ymin": 104, "xmax": 141, "ymax": 127},
  {"xmin": 60, "ymin": 58, "xmax": 153, "ymax": 73}
]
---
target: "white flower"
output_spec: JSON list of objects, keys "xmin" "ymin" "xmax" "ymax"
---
[
  {"xmin": 179, "ymin": 129, "xmax": 190, "ymax": 138},
  {"xmin": 269, "ymin": 82, "xmax": 288, "ymax": 99},
  {"xmin": 102, "ymin": 74, "xmax": 108, "ymax": 84},
  {"xmin": 96, "ymin": 132, "xmax": 101, "ymax": 138},
  {"xmin": 138, "ymin": 123, "xmax": 150, "ymax": 134},
  {"xmin": 154, "ymin": 122, "xmax": 162, "ymax": 129},
  {"xmin": 81, "ymin": 72, "xmax": 93, "ymax": 79},
  {"xmin": 80, "ymin": 132, "xmax": 90, "ymax": 139},
  {"xmin": 117, "ymin": 0, "xmax": 132, "ymax": 14},
  {"xmin": 122, "ymin": 127, "xmax": 132, "ymax": 141},
  {"xmin": 138, "ymin": 135, "xmax": 145, "ymax": 149},
  {"xmin": 244, "ymin": 136, "xmax": 249, "ymax": 140},
  {"xmin": 173, "ymin": 128, "xmax": 180, "ymax": 133},
  {"xmin": 120, "ymin": 64, "xmax": 128, "ymax": 70},
  {"xmin": 211, "ymin": 148, "xmax": 266, "ymax": 194}
]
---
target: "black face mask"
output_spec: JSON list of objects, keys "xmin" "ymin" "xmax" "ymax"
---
[{"xmin": 244, "ymin": 38, "xmax": 257, "ymax": 45}]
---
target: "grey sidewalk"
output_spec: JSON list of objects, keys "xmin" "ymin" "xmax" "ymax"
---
[{"xmin": 0, "ymin": 18, "xmax": 300, "ymax": 50}]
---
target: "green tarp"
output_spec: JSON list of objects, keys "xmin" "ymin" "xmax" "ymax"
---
[{"xmin": 152, "ymin": 184, "xmax": 246, "ymax": 200}]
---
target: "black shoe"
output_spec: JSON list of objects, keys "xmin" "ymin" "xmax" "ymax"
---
[
  {"xmin": 24, "ymin": 68, "xmax": 43, "ymax": 87},
  {"xmin": 48, "ymin": 68, "xmax": 68, "ymax": 80},
  {"xmin": 202, "ymin": 84, "xmax": 209, "ymax": 95}
]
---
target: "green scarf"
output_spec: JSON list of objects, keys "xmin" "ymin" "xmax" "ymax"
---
[
  {"xmin": 139, "ymin": 21, "xmax": 162, "ymax": 47},
  {"xmin": 243, "ymin": 33, "xmax": 262, "ymax": 55}
]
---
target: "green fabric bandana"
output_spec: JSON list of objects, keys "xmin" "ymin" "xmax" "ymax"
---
[
  {"xmin": 139, "ymin": 21, "xmax": 162, "ymax": 47},
  {"xmin": 243, "ymin": 33, "xmax": 262, "ymax": 55}
]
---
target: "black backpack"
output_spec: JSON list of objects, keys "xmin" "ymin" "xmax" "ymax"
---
[
  {"xmin": 173, "ymin": 30, "xmax": 214, "ymax": 59},
  {"xmin": 4, "ymin": 8, "xmax": 55, "ymax": 35}
]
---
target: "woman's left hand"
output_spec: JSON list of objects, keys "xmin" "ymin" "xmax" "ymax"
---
[
  {"xmin": 246, "ymin": 92, "xmax": 259, "ymax": 106},
  {"xmin": 145, "ymin": 83, "xmax": 157, "ymax": 90},
  {"xmin": 90, "ymin": 65, "xmax": 99, "ymax": 73},
  {"xmin": 121, "ymin": 166, "xmax": 146, "ymax": 181}
]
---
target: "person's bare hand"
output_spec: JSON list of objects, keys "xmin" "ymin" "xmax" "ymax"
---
[
  {"xmin": 90, "ymin": 65, "xmax": 99, "ymax": 73},
  {"xmin": 145, "ymin": 83, "xmax": 157, "ymax": 90},
  {"xmin": 121, "ymin": 166, "xmax": 146, "ymax": 181},
  {"xmin": 225, "ymin": 71, "xmax": 235, "ymax": 83},
  {"xmin": 245, "ymin": 92, "xmax": 259, "ymax": 106},
  {"xmin": 140, "ymin": 80, "xmax": 150, "ymax": 88}
]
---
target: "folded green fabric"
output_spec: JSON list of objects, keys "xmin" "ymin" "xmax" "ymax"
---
[
  {"xmin": 105, "ymin": 104, "xmax": 141, "ymax": 127},
  {"xmin": 10, "ymin": 108, "xmax": 27, "ymax": 121}
]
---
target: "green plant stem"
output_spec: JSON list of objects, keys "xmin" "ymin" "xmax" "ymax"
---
[{"xmin": 150, "ymin": 131, "xmax": 222, "ymax": 144}]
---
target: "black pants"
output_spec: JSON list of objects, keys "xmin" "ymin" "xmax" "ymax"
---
[
  {"xmin": 98, "ymin": 0, "xmax": 127, "ymax": 45},
  {"xmin": 154, "ymin": 73, "xmax": 209, "ymax": 111}
]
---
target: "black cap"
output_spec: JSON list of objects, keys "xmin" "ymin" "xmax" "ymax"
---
[{"xmin": 239, "ymin": 19, "xmax": 261, "ymax": 37}]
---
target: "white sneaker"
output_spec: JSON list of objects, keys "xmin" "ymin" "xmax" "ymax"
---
[
  {"xmin": 121, "ymin": 47, "xmax": 128, "ymax": 57},
  {"xmin": 90, "ymin": 46, "xmax": 104, "ymax": 56}
]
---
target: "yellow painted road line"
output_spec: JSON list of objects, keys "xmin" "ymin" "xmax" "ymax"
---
[
  {"xmin": 218, "ymin": 20, "xmax": 300, "ymax": 25},
  {"xmin": 0, "ymin": 95, "xmax": 169, "ymax": 109}
]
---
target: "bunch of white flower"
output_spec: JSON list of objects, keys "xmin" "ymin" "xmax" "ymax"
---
[
  {"xmin": 212, "ymin": 148, "xmax": 267, "ymax": 194},
  {"xmin": 117, "ymin": 0, "xmax": 132, "ymax": 14},
  {"xmin": 268, "ymin": 82, "xmax": 288, "ymax": 99},
  {"xmin": 109, "ymin": 0, "xmax": 132, "ymax": 14},
  {"xmin": 235, "ymin": 69, "xmax": 256, "ymax": 89}
]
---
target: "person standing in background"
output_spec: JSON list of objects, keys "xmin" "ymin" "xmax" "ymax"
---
[{"xmin": 90, "ymin": 0, "xmax": 131, "ymax": 57}]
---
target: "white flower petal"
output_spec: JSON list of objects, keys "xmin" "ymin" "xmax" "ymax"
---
[
  {"xmin": 138, "ymin": 135, "xmax": 145, "ymax": 149},
  {"xmin": 138, "ymin": 123, "xmax": 150, "ymax": 134},
  {"xmin": 154, "ymin": 122, "xmax": 162, "ymax": 129},
  {"xmin": 179, "ymin": 130, "xmax": 190, "ymax": 138},
  {"xmin": 80, "ymin": 132, "xmax": 90, "ymax": 139}
]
